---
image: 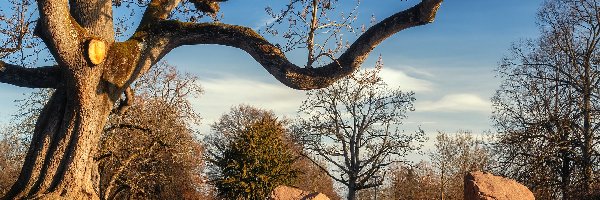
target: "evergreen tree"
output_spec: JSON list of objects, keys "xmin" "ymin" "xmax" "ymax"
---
[{"xmin": 207, "ymin": 108, "xmax": 298, "ymax": 200}]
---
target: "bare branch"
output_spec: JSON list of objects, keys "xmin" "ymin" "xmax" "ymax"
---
[
  {"xmin": 300, "ymin": 152, "xmax": 349, "ymax": 186},
  {"xmin": 147, "ymin": 0, "xmax": 443, "ymax": 90},
  {"xmin": 138, "ymin": 0, "xmax": 183, "ymax": 30},
  {"xmin": 0, "ymin": 61, "xmax": 60, "ymax": 88}
]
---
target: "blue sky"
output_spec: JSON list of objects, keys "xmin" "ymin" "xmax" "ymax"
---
[
  {"xmin": 164, "ymin": 0, "xmax": 544, "ymax": 135},
  {"xmin": 0, "ymin": 1, "xmax": 544, "ymax": 147}
]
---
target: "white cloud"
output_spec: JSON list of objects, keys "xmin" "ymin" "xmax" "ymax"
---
[
  {"xmin": 191, "ymin": 76, "xmax": 305, "ymax": 133},
  {"xmin": 405, "ymin": 121, "xmax": 438, "ymax": 125},
  {"xmin": 254, "ymin": 17, "xmax": 278, "ymax": 30},
  {"xmin": 379, "ymin": 68, "xmax": 434, "ymax": 92},
  {"xmin": 193, "ymin": 67, "xmax": 435, "ymax": 130},
  {"xmin": 399, "ymin": 65, "xmax": 436, "ymax": 78},
  {"xmin": 415, "ymin": 93, "xmax": 491, "ymax": 113}
]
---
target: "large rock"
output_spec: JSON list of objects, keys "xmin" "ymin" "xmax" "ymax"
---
[
  {"xmin": 270, "ymin": 186, "xmax": 330, "ymax": 200},
  {"xmin": 464, "ymin": 171, "xmax": 535, "ymax": 200}
]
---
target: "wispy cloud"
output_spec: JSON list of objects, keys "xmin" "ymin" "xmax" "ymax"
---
[
  {"xmin": 254, "ymin": 17, "xmax": 278, "ymax": 30},
  {"xmin": 380, "ymin": 67, "xmax": 434, "ymax": 92},
  {"xmin": 405, "ymin": 121, "xmax": 438, "ymax": 124},
  {"xmin": 399, "ymin": 65, "xmax": 436, "ymax": 78},
  {"xmin": 192, "ymin": 67, "xmax": 435, "ymax": 130},
  {"xmin": 191, "ymin": 76, "xmax": 305, "ymax": 132},
  {"xmin": 415, "ymin": 93, "xmax": 491, "ymax": 113}
]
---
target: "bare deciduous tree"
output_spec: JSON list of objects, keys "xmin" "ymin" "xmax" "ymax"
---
[
  {"xmin": 99, "ymin": 100, "xmax": 208, "ymax": 200},
  {"xmin": 0, "ymin": 127, "xmax": 25, "ymax": 197},
  {"xmin": 492, "ymin": 0, "xmax": 600, "ymax": 199},
  {"xmin": 358, "ymin": 161, "xmax": 439, "ymax": 200},
  {"xmin": 294, "ymin": 64, "xmax": 425, "ymax": 200},
  {"xmin": 386, "ymin": 162, "xmax": 439, "ymax": 200},
  {"xmin": 292, "ymin": 157, "xmax": 342, "ymax": 200},
  {"xmin": 262, "ymin": 0, "xmax": 360, "ymax": 68},
  {"xmin": 430, "ymin": 131, "xmax": 489, "ymax": 200},
  {"xmin": 98, "ymin": 62, "xmax": 209, "ymax": 199},
  {"xmin": 0, "ymin": 0, "xmax": 38, "ymax": 61},
  {"xmin": 360, "ymin": 131, "xmax": 489, "ymax": 200},
  {"xmin": 0, "ymin": 0, "xmax": 443, "ymax": 198}
]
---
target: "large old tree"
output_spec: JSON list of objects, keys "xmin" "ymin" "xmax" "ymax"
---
[
  {"xmin": 294, "ymin": 65, "xmax": 424, "ymax": 200},
  {"xmin": 0, "ymin": 0, "xmax": 443, "ymax": 199}
]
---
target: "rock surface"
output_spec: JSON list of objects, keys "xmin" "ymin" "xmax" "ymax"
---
[
  {"xmin": 270, "ymin": 186, "xmax": 330, "ymax": 200},
  {"xmin": 464, "ymin": 171, "xmax": 535, "ymax": 200}
]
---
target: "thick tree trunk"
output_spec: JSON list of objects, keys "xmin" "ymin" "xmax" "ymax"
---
[{"xmin": 3, "ymin": 71, "xmax": 116, "ymax": 199}]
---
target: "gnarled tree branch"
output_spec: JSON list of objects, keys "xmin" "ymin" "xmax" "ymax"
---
[
  {"xmin": 139, "ymin": 0, "xmax": 442, "ymax": 90},
  {"xmin": 37, "ymin": 0, "xmax": 86, "ymax": 67},
  {"xmin": 0, "ymin": 61, "xmax": 61, "ymax": 88},
  {"xmin": 138, "ymin": 0, "xmax": 182, "ymax": 30},
  {"xmin": 121, "ymin": 0, "xmax": 184, "ymax": 81}
]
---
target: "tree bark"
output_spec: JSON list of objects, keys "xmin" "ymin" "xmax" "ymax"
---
[
  {"xmin": 347, "ymin": 188, "xmax": 357, "ymax": 200},
  {"xmin": 347, "ymin": 178, "xmax": 357, "ymax": 200},
  {"xmin": 4, "ymin": 84, "xmax": 114, "ymax": 199},
  {"xmin": 1, "ymin": 40, "xmax": 131, "ymax": 199},
  {"xmin": 582, "ymin": 63, "xmax": 593, "ymax": 193}
]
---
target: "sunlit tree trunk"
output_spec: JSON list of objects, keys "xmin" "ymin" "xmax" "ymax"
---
[
  {"xmin": 5, "ymin": 85, "xmax": 114, "ymax": 199},
  {"xmin": 3, "ymin": 1, "xmax": 132, "ymax": 197}
]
